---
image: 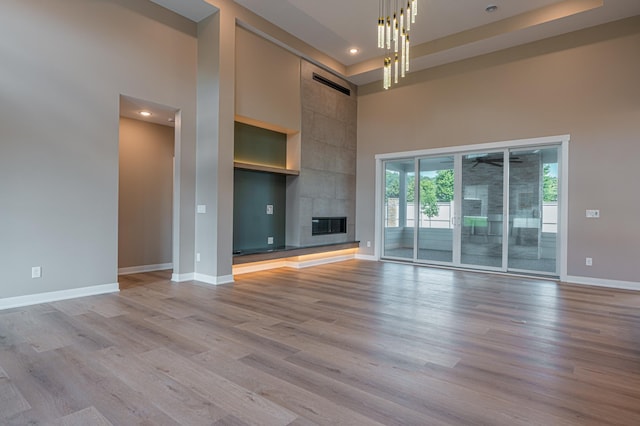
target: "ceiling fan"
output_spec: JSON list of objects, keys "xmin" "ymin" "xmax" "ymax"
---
[{"xmin": 470, "ymin": 156, "xmax": 523, "ymax": 168}]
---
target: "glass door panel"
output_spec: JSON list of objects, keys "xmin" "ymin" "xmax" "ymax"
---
[
  {"xmin": 383, "ymin": 159, "xmax": 415, "ymax": 259},
  {"xmin": 417, "ymin": 156, "xmax": 455, "ymax": 263},
  {"xmin": 507, "ymin": 147, "xmax": 559, "ymax": 274},
  {"xmin": 460, "ymin": 152, "xmax": 505, "ymax": 269}
]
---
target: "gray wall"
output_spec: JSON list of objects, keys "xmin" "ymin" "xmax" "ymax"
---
[
  {"xmin": 118, "ymin": 117, "xmax": 174, "ymax": 269},
  {"xmin": 194, "ymin": 11, "xmax": 235, "ymax": 282},
  {"xmin": 357, "ymin": 17, "xmax": 640, "ymax": 282},
  {"xmin": 235, "ymin": 26, "xmax": 301, "ymax": 133},
  {"xmin": 288, "ymin": 61, "xmax": 358, "ymax": 247},
  {"xmin": 0, "ymin": 0, "xmax": 198, "ymax": 299}
]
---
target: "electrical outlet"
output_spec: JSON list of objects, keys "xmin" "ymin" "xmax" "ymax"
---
[
  {"xmin": 196, "ymin": 253, "xmax": 201, "ymax": 262},
  {"xmin": 31, "ymin": 266, "xmax": 41, "ymax": 278},
  {"xmin": 366, "ymin": 241, "xmax": 371, "ymax": 248},
  {"xmin": 586, "ymin": 209, "xmax": 600, "ymax": 218},
  {"xmin": 266, "ymin": 205, "xmax": 274, "ymax": 215},
  {"xmin": 586, "ymin": 257, "xmax": 593, "ymax": 266},
  {"xmin": 267, "ymin": 236, "xmax": 274, "ymax": 245},
  {"xmin": 197, "ymin": 205, "xmax": 206, "ymax": 214}
]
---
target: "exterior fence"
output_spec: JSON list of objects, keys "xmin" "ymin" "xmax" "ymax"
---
[{"xmin": 385, "ymin": 200, "xmax": 558, "ymax": 233}]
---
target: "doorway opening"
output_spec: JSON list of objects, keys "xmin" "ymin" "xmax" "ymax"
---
[
  {"xmin": 377, "ymin": 135, "xmax": 568, "ymax": 279},
  {"xmin": 118, "ymin": 95, "xmax": 179, "ymax": 288}
]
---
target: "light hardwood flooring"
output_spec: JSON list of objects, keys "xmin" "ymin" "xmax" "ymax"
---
[{"xmin": 2, "ymin": 260, "xmax": 640, "ymax": 425}]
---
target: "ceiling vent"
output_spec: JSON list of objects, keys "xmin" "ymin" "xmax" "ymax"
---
[{"xmin": 312, "ymin": 73, "xmax": 351, "ymax": 96}]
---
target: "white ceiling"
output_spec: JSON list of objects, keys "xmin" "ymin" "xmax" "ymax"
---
[
  {"xmin": 148, "ymin": 0, "xmax": 640, "ymax": 86},
  {"xmin": 233, "ymin": 0, "xmax": 566, "ymax": 66}
]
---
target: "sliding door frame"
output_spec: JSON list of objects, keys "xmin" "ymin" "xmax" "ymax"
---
[{"xmin": 374, "ymin": 135, "xmax": 569, "ymax": 281}]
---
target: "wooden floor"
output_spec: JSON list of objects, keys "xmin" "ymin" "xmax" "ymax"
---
[{"xmin": 2, "ymin": 261, "xmax": 640, "ymax": 425}]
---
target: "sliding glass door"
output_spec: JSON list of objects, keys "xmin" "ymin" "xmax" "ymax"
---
[
  {"xmin": 417, "ymin": 156, "xmax": 455, "ymax": 263},
  {"xmin": 380, "ymin": 142, "xmax": 562, "ymax": 277},
  {"xmin": 383, "ymin": 159, "xmax": 415, "ymax": 259},
  {"xmin": 460, "ymin": 152, "xmax": 505, "ymax": 269},
  {"xmin": 507, "ymin": 147, "xmax": 559, "ymax": 273}
]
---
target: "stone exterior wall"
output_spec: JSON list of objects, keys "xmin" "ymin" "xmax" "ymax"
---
[
  {"xmin": 460, "ymin": 152, "xmax": 542, "ymax": 253},
  {"xmin": 287, "ymin": 61, "xmax": 357, "ymax": 246},
  {"xmin": 509, "ymin": 152, "xmax": 542, "ymax": 246}
]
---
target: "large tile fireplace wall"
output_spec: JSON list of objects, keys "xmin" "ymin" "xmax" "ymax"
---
[{"xmin": 286, "ymin": 61, "xmax": 357, "ymax": 247}]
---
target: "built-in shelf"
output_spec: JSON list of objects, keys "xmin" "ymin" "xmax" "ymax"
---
[{"xmin": 234, "ymin": 161, "xmax": 299, "ymax": 176}]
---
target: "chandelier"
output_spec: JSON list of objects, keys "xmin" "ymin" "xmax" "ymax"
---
[{"xmin": 378, "ymin": 0, "xmax": 418, "ymax": 89}]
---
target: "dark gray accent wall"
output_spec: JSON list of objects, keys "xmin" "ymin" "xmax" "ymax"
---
[
  {"xmin": 233, "ymin": 169, "xmax": 286, "ymax": 251},
  {"xmin": 287, "ymin": 61, "xmax": 357, "ymax": 246}
]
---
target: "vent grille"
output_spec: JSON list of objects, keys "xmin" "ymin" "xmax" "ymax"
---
[{"xmin": 312, "ymin": 73, "xmax": 351, "ymax": 96}]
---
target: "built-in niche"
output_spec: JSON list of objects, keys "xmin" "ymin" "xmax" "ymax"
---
[
  {"xmin": 233, "ymin": 121, "xmax": 298, "ymax": 253},
  {"xmin": 235, "ymin": 121, "xmax": 286, "ymax": 169}
]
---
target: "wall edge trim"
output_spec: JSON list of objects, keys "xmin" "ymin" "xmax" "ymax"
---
[
  {"xmin": 118, "ymin": 263, "xmax": 173, "ymax": 275},
  {"xmin": 355, "ymin": 254, "xmax": 378, "ymax": 261},
  {"xmin": 0, "ymin": 283, "xmax": 119, "ymax": 311},
  {"xmin": 564, "ymin": 275, "xmax": 640, "ymax": 291},
  {"xmin": 194, "ymin": 273, "xmax": 235, "ymax": 286},
  {"xmin": 172, "ymin": 273, "xmax": 195, "ymax": 282}
]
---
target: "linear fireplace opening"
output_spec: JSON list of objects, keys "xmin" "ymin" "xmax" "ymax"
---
[{"xmin": 312, "ymin": 217, "xmax": 347, "ymax": 235}]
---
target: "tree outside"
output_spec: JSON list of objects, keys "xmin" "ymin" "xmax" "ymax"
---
[
  {"xmin": 435, "ymin": 169, "xmax": 454, "ymax": 202},
  {"xmin": 419, "ymin": 177, "xmax": 439, "ymax": 218},
  {"xmin": 385, "ymin": 170, "xmax": 400, "ymax": 200},
  {"xmin": 386, "ymin": 168, "xmax": 455, "ymax": 219},
  {"xmin": 543, "ymin": 164, "xmax": 558, "ymax": 202}
]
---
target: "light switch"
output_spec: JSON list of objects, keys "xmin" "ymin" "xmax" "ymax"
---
[
  {"xmin": 197, "ymin": 205, "xmax": 206, "ymax": 214},
  {"xmin": 266, "ymin": 205, "xmax": 274, "ymax": 215},
  {"xmin": 31, "ymin": 266, "xmax": 41, "ymax": 278}
]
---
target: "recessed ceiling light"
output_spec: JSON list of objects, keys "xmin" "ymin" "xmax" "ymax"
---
[
  {"xmin": 139, "ymin": 111, "xmax": 152, "ymax": 117},
  {"xmin": 485, "ymin": 5, "xmax": 498, "ymax": 13},
  {"xmin": 349, "ymin": 48, "xmax": 359, "ymax": 55}
]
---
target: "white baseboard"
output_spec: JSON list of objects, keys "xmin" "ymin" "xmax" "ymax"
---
[
  {"xmin": 564, "ymin": 275, "xmax": 640, "ymax": 291},
  {"xmin": 171, "ymin": 272, "xmax": 194, "ymax": 282},
  {"xmin": 170, "ymin": 272, "xmax": 234, "ymax": 285},
  {"xmin": 194, "ymin": 273, "xmax": 234, "ymax": 286},
  {"xmin": 355, "ymin": 254, "xmax": 378, "ymax": 261},
  {"xmin": 118, "ymin": 263, "xmax": 173, "ymax": 275},
  {"xmin": 0, "ymin": 283, "xmax": 119, "ymax": 311}
]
